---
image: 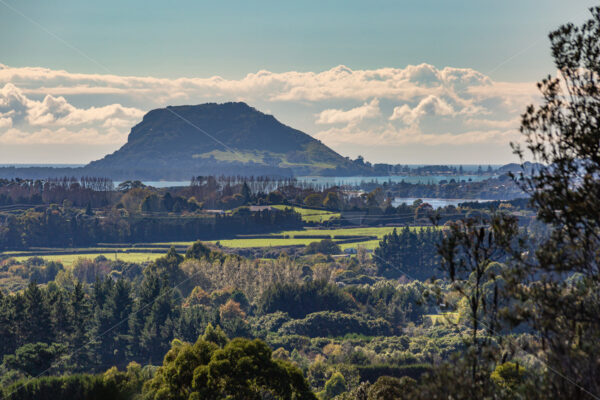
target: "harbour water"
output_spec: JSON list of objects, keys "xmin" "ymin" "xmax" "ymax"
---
[{"xmin": 392, "ymin": 197, "xmax": 494, "ymax": 209}]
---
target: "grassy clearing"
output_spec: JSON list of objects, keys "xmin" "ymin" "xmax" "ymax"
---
[
  {"xmin": 205, "ymin": 227, "xmax": 401, "ymax": 249},
  {"xmin": 12, "ymin": 252, "xmax": 163, "ymax": 267},
  {"xmin": 339, "ymin": 240, "xmax": 381, "ymax": 251},
  {"xmin": 425, "ymin": 312, "xmax": 460, "ymax": 326},
  {"xmin": 272, "ymin": 205, "xmax": 340, "ymax": 223},
  {"xmin": 193, "ymin": 150, "xmax": 264, "ymax": 163},
  {"xmin": 2, "ymin": 226, "xmax": 434, "ymax": 259},
  {"xmin": 280, "ymin": 226, "xmax": 407, "ymax": 239},
  {"xmin": 152, "ymin": 227, "xmax": 431, "ymax": 249},
  {"xmin": 208, "ymin": 238, "xmax": 324, "ymax": 248}
]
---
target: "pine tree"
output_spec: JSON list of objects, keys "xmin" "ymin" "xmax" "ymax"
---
[
  {"xmin": 22, "ymin": 282, "xmax": 54, "ymax": 344},
  {"xmin": 93, "ymin": 278, "xmax": 133, "ymax": 370},
  {"xmin": 139, "ymin": 281, "xmax": 181, "ymax": 363},
  {"xmin": 241, "ymin": 181, "xmax": 252, "ymax": 204},
  {"xmin": 69, "ymin": 281, "xmax": 93, "ymax": 372}
]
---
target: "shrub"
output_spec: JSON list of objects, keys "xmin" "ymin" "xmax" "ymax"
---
[
  {"xmin": 2, "ymin": 373, "xmax": 131, "ymax": 400},
  {"xmin": 356, "ymin": 364, "xmax": 432, "ymax": 383},
  {"xmin": 305, "ymin": 239, "xmax": 341, "ymax": 255},
  {"xmin": 279, "ymin": 311, "xmax": 393, "ymax": 337},
  {"xmin": 258, "ymin": 280, "xmax": 356, "ymax": 318}
]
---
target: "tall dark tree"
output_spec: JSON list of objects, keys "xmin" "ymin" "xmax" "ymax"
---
[
  {"xmin": 139, "ymin": 281, "xmax": 181, "ymax": 364},
  {"xmin": 92, "ymin": 278, "xmax": 133, "ymax": 369},
  {"xmin": 22, "ymin": 283, "xmax": 53, "ymax": 345},
  {"xmin": 0, "ymin": 291, "xmax": 17, "ymax": 356},
  {"xmin": 241, "ymin": 181, "xmax": 252, "ymax": 204},
  {"xmin": 374, "ymin": 227, "xmax": 442, "ymax": 280},
  {"xmin": 68, "ymin": 281, "xmax": 93, "ymax": 371},
  {"xmin": 437, "ymin": 216, "xmax": 517, "ymax": 397},
  {"xmin": 435, "ymin": 7, "xmax": 600, "ymax": 399},
  {"xmin": 506, "ymin": 6, "xmax": 600, "ymax": 398}
]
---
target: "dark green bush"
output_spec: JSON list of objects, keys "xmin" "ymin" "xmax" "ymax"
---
[
  {"xmin": 279, "ymin": 311, "xmax": 393, "ymax": 337},
  {"xmin": 357, "ymin": 363, "xmax": 432, "ymax": 383},
  {"xmin": 2, "ymin": 374, "xmax": 128, "ymax": 400},
  {"xmin": 258, "ymin": 280, "xmax": 356, "ymax": 318}
]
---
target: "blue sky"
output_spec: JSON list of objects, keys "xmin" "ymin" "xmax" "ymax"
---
[
  {"xmin": 2, "ymin": 0, "xmax": 595, "ymax": 80},
  {"xmin": 0, "ymin": 1, "xmax": 597, "ymax": 164}
]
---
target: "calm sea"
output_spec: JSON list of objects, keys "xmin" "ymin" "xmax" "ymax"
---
[{"xmin": 296, "ymin": 175, "xmax": 489, "ymax": 186}]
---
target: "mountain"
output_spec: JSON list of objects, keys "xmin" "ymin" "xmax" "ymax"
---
[{"xmin": 86, "ymin": 102, "xmax": 371, "ymax": 179}]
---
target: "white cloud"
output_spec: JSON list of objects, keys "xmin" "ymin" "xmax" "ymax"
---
[
  {"xmin": 389, "ymin": 95, "xmax": 455, "ymax": 125},
  {"xmin": 316, "ymin": 98, "xmax": 381, "ymax": 125},
  {"xmin": 0, "ymin": 63, "xmax": 522, "ymax": 104},
  {"xmin": 0, "ymin": 83, "xmax": 144, "ymax": 144},
  {"xmin": 0, "ymin": 62, "xmax": 540, "ymax": 161},
  {"xmin": 0, "ymin": 117, "xmax": 11, "ymax": 129},
  {"xmin": 314, "ymin": 122, "xmax": 521, "ymax": 147}
]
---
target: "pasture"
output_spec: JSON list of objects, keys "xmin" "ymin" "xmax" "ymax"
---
[
  {"xmin": 11, "ymin": 252, "xmax": 164, "ymax": 267},
  {"xmin": 2, "ymin": 226, "xmax": 438, "ymax": 263},
  {"xmin": 272, "ymin": 205, "xmax": 340, "ymax": 223}
]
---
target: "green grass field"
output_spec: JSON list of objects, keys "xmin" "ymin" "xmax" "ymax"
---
[
  {"xmin": 11, "ymin": 252, "xmax": 164, "ymax": 267},
  {"xmin": 208, "ymin": 238, "xmax": 326, "ymax": 248},
  {"xmin": 207, "ymin": 227, "xmax": 415, "ymax": 249},
  {"xmin": 3, "ymin": 226, "xmax": 435, "ymax": 262},
  {"xmin": 282, "ymin": 226, "xmax": 397, "ymax": 238},
  {"xmin": 339, "ymin": 240, "xmax": 381, "ymax": 251},
  {"xmin": 272, "ymin": 205, "xmax": 340, "ymax": 223},
  {"xmin": 155, "ymin": 227, "xmax": 429, "ymax": 249},
  {"xmin": 193, "ymin": 150, "xmax": 265, "ymax": 163}
]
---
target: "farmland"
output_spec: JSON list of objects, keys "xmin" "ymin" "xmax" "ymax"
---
[
  {"xmin": 11, "ymin": 252, "xmax": 164, "ymax": 267},
  {"xmin": 271, "ymin": 205, "xmax": 340, "ymax": 223},
  {"xmin": 1, "ymin": 226, "xmax": 437, "ymax": 263}
]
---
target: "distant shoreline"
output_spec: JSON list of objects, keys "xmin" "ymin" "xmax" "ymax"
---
[{"xmin": 0, "ymin": 163, "xmax": 502, "ymax": 169}]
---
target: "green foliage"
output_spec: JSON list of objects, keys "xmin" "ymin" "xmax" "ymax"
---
[
  {"xmin": 140, "ymin": 194, "xmax": 160, "ymax": 212},
  {"xmin": 367, "ymin": 376, "xmax": 416, "ymax": 400},
  {"xmin": 201, "ymin": 323, "xmax": 228, "ymax": 348},
  {"xmin": 1, "ymin": 362, "xmax": 145, "ymax": 400},
  {"xmin": 490, "ymin": 362, "xmax": 525, "ymax": 390},
  {"xmin": 250, "ymin": 312, "xmax": 291, "ymax": 334},
  {"xmin": 1, "ymin": 203, "xmax": 303, "ymax": 249},
  {"xmin": 279, "ymin": 311, "xmax": 393, "ymax": 338},
  {"xmin": 2, "ymin": 373, "xmax": 131, "ymax": 400},
  {"xmin": 305, "ymin": 239, "xmax": 341, "ymax": 255},
  {"xmin": 323, "ymin": 192, "xmax": 341, "ymax": 210},
  {"xmin": 143, "ymin": 247, "xmax": 185, "ymax": 285},
  {"xmin": 266, "ymin": 191, "xmax": 284, "ymax": 204},
  {"xmin": 373, "ymin": 227, "xmax": 442, "ymax": 280},
  {"xmin": 258, "ymin": 280, "xmax": 357, "ymax": 318},
  {"xmin": 92, "ymin": 278, "xmax": 134, "ymax": 368},
  {"xmin": 185, "ymin": 241, "xmax": 212, "ymax": 260},
  {"xmin": 356, "ymin": 364, "xmax": 431, "ymax": 384},
  {"xmin": 304, "ymin": 193, "xmax": 324, "ymax": 208},
  {"xmin": 143, "ymin": 335, "xmax": 316, "ymax": 400},
  {"xmin": 347, "ymin": 281, "xmax": 438, "ymax": 324},
  {"xmin": 2, "ymin": 342, "xmax": 66, "ymax": 377},
  {"xmin": 319, "ymin": 371, "xmax": 346, "ymax": 399},
  {"xmin": 505, "ymin": 7, "xmax": 600, "ymax": 398}
]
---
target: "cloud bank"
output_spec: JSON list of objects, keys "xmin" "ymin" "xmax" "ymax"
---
[{"xmin": 0, "ymin": 62, "xmax": 540, "ymax": 163}]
